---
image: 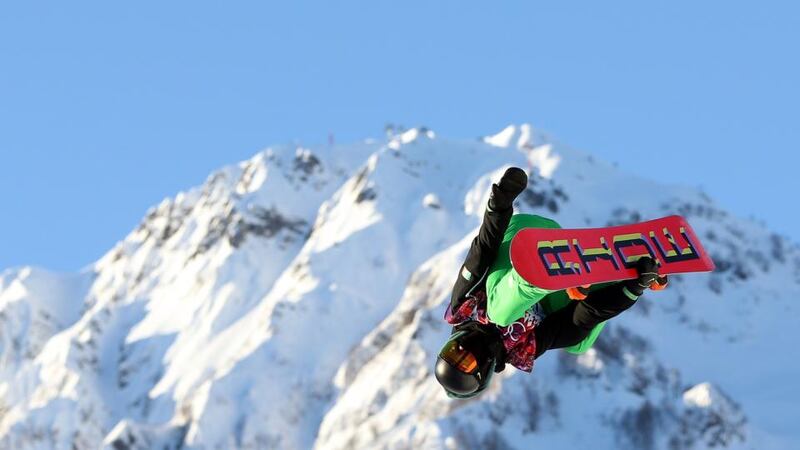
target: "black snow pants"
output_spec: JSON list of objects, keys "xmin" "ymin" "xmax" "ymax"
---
[{"xmin": 449, "ymin": 206, "xmax": 637, "ymax": 359}]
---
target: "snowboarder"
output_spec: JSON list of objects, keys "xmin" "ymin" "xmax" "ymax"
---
[{"xmin": 435, "ymin": 167, "xmax": 668, "ymax": 398}]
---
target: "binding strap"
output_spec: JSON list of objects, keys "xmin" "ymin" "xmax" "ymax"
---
[
  {"xmin": 566, "ymin": 284, "xmax": 591, "ymax": 301},
  {"xmin": 649, "ymin": 275, "xmax": 669, "ymax": 291}
]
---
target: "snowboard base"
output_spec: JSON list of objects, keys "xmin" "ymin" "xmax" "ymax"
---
[{"xmin": 509, "ymin": 215, "xmax": 715, "ymax": 291}]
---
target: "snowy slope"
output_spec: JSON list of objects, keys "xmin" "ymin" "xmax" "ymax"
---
[{"xmin": 1, "ymin": 125, "xmax": 798, "ymax": 450}]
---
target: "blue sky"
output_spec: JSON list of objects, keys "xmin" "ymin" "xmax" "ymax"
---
[{"xmin": 1, "ymin": 1, "xmax": 797, "ymax": 272}]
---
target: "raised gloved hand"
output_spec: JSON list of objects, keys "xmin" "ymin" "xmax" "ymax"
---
[
  {"xmin": 624, "ymin": 257, "xmax": 669, "ymax": 297},
  {"xmin": 488, "ymin": 167, "xmax": 528, "ymax": 211}
]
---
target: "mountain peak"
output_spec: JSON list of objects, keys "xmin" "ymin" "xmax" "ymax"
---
[{"xmin": 1, "ymin": 127, "xmax": 797, "ymax": 449}]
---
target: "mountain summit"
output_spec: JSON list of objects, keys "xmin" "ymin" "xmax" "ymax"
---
[{"xmin": 1, "ymin": 125, "xmax": 798, "ymax": 449}]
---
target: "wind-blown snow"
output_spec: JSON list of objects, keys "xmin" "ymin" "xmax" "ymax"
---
[{"xmin": 1, "ymin": 124, "xmax": 798, "ymax": 450}]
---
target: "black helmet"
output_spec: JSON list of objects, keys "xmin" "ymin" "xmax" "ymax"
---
[{"xmin": 435, "ymin": 321, "xmax": 506, "ymax": 399}]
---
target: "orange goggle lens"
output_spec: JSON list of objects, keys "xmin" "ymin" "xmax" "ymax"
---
[{"xmin": 440, "ymin": 340, "xmax": 479, "ymax": 374}]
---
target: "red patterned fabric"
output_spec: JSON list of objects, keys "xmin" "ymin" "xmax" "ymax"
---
[{"xmin": 444, "ymin": 290, "xmax": 543, "ymax": 372}]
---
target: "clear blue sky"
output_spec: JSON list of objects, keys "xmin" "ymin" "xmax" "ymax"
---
[{"xmin": 1, "ymin": 1, "xmax": 797, "ymax": 272}]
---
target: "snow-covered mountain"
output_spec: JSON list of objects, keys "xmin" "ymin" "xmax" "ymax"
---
[{"xmin": 1, "ymin": 125, "xmax": 798, "ymax": 450}]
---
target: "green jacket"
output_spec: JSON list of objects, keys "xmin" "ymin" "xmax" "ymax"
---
[{"xmin": 485, "ymin": 214, "xmax": 606, "ymax": 354}]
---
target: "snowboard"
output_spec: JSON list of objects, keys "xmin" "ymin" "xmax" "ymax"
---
[{"xmin": 509, "ymin": 215, "xmax": 715, "ymax": 290}]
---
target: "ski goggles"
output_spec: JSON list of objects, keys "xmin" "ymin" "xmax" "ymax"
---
[
  {"xmin": 436, "ymin": 325, "xmax": 500, "ymax": 398},
  {"xmin": 439, "ymin": 339, "xmax": 479, "ymax": 374}
]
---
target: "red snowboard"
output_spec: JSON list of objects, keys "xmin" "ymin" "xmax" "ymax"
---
[{"xmin": 509, "ymin": 215, "xmax": 715, "ymax": 290}]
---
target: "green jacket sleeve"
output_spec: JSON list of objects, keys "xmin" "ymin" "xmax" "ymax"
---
[
  {"xmin": 484, "ymin": 213, "xmax": 609, "ymax": 354},
  {"xmin": 485, "ymin": 214, "xmax": 561, "ymax": 326},
  {"xmin": 487, "ymin": 269, "xmax": 554, "ymax": 326}
]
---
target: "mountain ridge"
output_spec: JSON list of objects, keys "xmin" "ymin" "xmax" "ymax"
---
[{"xmin": 1, "ymin": 124, "xmax": 797, "ymax": 449}]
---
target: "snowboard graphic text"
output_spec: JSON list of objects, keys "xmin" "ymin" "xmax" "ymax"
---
[
  {"xmin": 511, "ymin": 215, "xmax": 715, "ymax": 290},
  {"xmin": 538, "ymin": 226, "xmax": 700, "ymax": 275}
]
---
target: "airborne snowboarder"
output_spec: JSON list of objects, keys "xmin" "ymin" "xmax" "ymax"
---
[{"xmin": 435, "ymin": 167, "xmax": 668, "ymax": 398}]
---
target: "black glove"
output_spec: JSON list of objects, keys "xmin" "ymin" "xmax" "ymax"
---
[
  {"xmin": 488, "ymin": 167, "xmax": 528, "ymax": 211},
  {"xmin": 624, "ymin": 257, "xmax": 663, "ymax": 296}
]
